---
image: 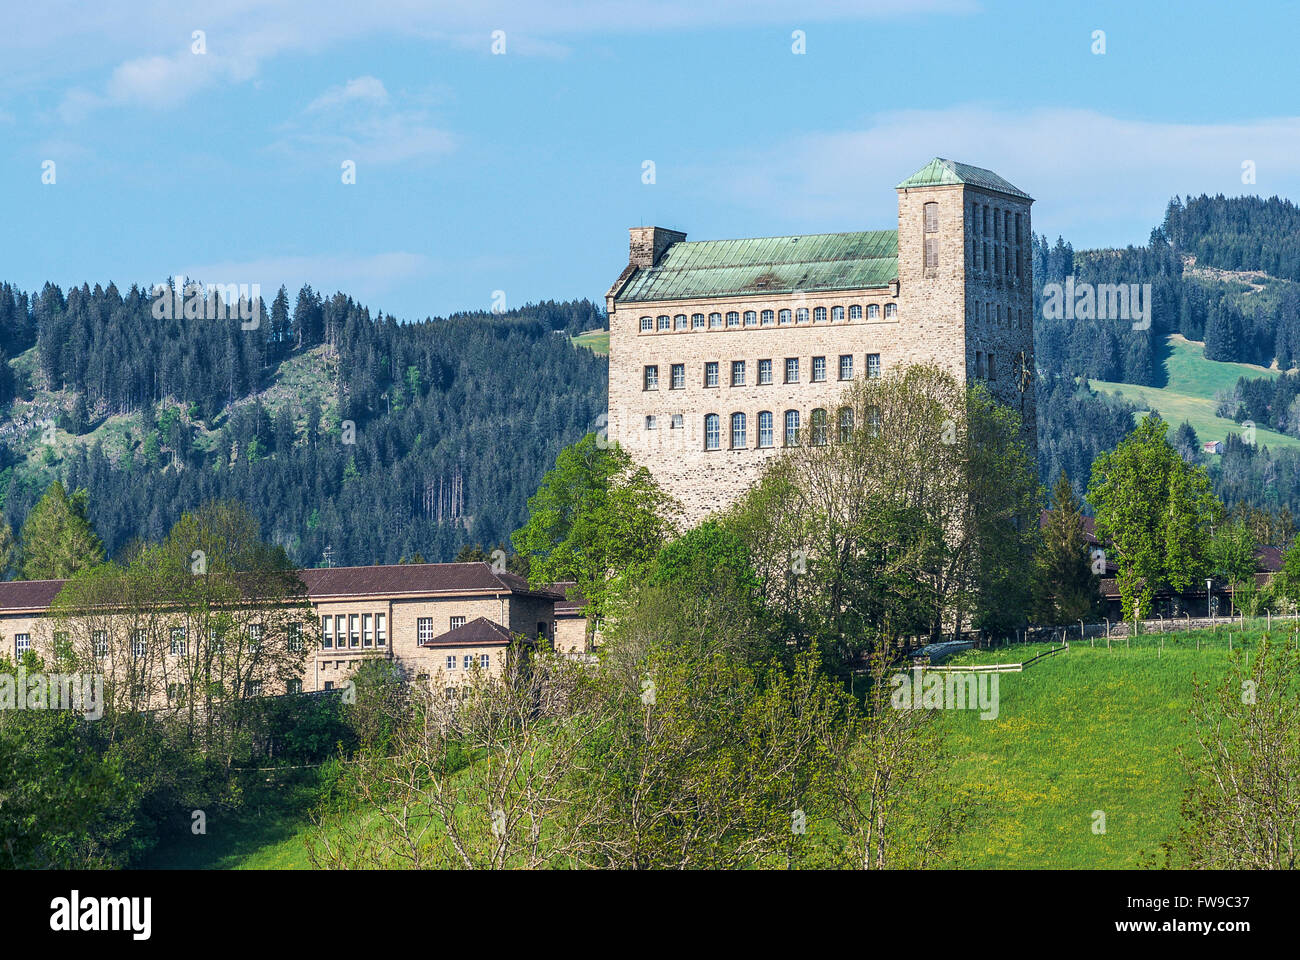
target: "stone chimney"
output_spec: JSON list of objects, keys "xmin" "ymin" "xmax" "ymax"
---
[{"xmin": 629, "ymin": 226, "xmax": 686, "ymax": 268}]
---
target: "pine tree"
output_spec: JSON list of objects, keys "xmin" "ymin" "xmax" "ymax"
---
[
  {"xmin": 1038, "ymin": 471, "xmax": 1099, "ymax": 622},
  {"xmin": 18, "ymin": 481, "xmax": 105, "ymax": 580}
]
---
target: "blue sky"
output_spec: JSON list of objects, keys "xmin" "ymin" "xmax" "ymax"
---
[{"xmin": 3, "ymin": 0, "xmax": 1299, "ymax": 322}]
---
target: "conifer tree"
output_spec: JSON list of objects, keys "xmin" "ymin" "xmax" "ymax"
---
[
  {"xmin": 18, "ymin": 482, "xmax": 105, "ymax": 580},
  {"xmin": 1037, "ymin": 471, "xmax": 1098, "ymax": 623}
]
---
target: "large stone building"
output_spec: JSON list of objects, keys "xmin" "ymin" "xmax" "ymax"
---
[{"xmin": 605, "ymin": 158, "xmax": 1036, "ymax": 523}]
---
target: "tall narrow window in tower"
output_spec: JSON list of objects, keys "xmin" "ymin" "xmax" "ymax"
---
[
  {"xmin": 924, "ymin": 237, "xmax": 939, "ymax": 277},
  {"xmin": 924, "ymin": 201, "xmax": 938, "ymax": 233}
]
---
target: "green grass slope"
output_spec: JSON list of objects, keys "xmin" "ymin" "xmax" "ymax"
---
[{"xmin": 1089, "ymin": 334, "xmax": 1300, "ymax": 449}]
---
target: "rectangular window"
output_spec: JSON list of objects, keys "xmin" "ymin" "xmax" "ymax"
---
[
  {"xmin": 704, "ymin": 362, "xmax": 719, "ymax": 388},
  {"xmin": 670, "ymin": 413, "xmax": 684, "ymax": 430},
  {"xmin": 670, "ymin": 364, "xmax": 685, "ymax": 389},
  {"xmin": 170, "ymin": 627, "xmax": 188, "ymax": 656},
  {"xmin": 288, "ymin": 622, "xmax": 304, "ymax": 653},
  {"xmin": 418, "ymin": 617, "xmax": 434, "ymax": 643},
  {"xmin": 446, "ymin": 655, "xmax": 456, "ymax": 670},
  {"xmin": 334, "ymin": 616, "xmax": 345, "ymax": 651},
  {"xmin": 132, "ymin": 630, "xmax": 147, "ymax": 658},
  {"xmin": 758, "ymin": 359, "xmax": 773, "ymax": 385},
  {"xmin": 839, "ymin": 355, "xmax": 854, "ymax": 380},
  {"xmin": 362, "ymin": 613, "xmax": 373, "ymax": 647},
  {"xmin": 975, "ymin": 351, "xmax": 985, "ymax": 379},
  {"xmin": 480, "ymin": 654, "xmax": 490, "ymax": 669},
  {"xmin": 784, "ymin": 358, "xmax": 799, "ymax": 383},
  {"xmin": 924, "ymin": 201, "xmax": 938, "ymax": 233},
  {"xmin": 287, "ymin": 678, "xmax": 303, "ymax": 695},
  {"xmin": 812, "ymin": 356, "xmax": 826, "ymax": 382},
  {"xmin": 376, "ymin": 614, "xmax": 386, "ymax": 646},
  {"xmin": 705, "ymin": 414, "xmax": 721, "ymax": 450},
  {"xmin": 248, "ymin": 622, "xmax": 263, "ymax": 651},
  {"xmin": 645, "ymin": 415, "xmax": 658, "ymax": 430},
  {"xmin": 643, "ymin": 365, "xmax": 659, "ymax": 390},
  {"xmin": 347, "ymin": 615, "xmax": 359, "ymax": 648},
  {"xmin": 15, "ymin": 633, "xmax": 31, "ymax": 656},
  {"xmin": 450, "ymin": 616, "xmax": 466, "ymax": 630},
  {"xmin": 463, "ymin": 655, "xmax": 473, "ymax": 670},
  {"xmin": 93, "ymin": 630, "xmax": 108, "ymax": 658},
  {"xmin": 988, "ymin": 353, "xmax": 996, "ymax": 380},
  {"xmin": 731, "ymin": 360, "xmax": 746, "ymax": 386},
  {"xmin": 867, "ymin": 354, "xmax": 881, "ymax": 379},
  {"xmin": 924, "ymin": 237, "xmax": 938, "ymax": 273}
]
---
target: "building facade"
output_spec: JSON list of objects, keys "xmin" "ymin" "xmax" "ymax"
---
[
  {"xmin": 0, "ymin": 563, "xmax": 572, "ymax": 706},
  {"xmin": 606, "ymin": 158, "xmax": 1037, "ymax": 524}
]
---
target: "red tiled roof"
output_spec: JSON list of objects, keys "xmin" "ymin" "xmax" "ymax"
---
[
  {"xmin": 419, "ymin": 616, "xmax": 514, "ymax": 648},
  {"xmin": 0, "ymin": 579, "xmax": 67, "ymax": 612}
]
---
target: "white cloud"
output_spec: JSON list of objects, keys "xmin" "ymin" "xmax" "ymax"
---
[
  {"xmin": 306, "ymin": 76, "xmax": 390, "ymax": 113},
  {"xmin": 696, "ymin": 106, "xmax": 1300, "ymax": 247}
]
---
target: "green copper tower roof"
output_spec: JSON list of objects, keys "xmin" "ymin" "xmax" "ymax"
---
[
  {"xmin": 613, "ymin": 230, "xmax": 898, "ymax": 303},
  {"xmin": 896, "ymin": 158, "xmax": 1031, "ymax": 200}
]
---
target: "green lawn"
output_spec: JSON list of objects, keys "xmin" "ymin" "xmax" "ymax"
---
[
  {"xmin": 572, "ymin": 329, "xmax": 609, "ymax": 355},
  {"xmin": 934, "ymin": 629, "xmax": 1261, "ymax": 868},
  {"xmin": 1089, "ymin": 333, "xmax": 1300, "ymax": 449}
]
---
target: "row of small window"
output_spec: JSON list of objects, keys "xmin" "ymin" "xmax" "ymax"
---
[
  {"xmin": 639, "ymin": 304, "xmax": 897, "ymax": 332},
  {"xmin": 645, "ymin": 355, "xmax": 880, "ymax": 390},
  {"xmin": 322, "ymin": 613, "xmax": 387, "ymax": 649},
  {"xmin": 969, "ymin": 202, "xmax": 1024, "ymax": 279},
  {"xmin": 976, "ymin": 302, "xmax": 1028, "ymax": 329},
  {"xmin": 975, "ymin": 351, "xmax": 997, "ymax": 380},
  {"xmin": 444, "ymin": 653, "xmax": 491, "ymax": 671},
  {"xmin": 16, "ymin": 624, "xmax": 296, "ymax": 659},
  {"xmin": 691, "ymin": 407, "xmax": 880, "ymax": 450}
]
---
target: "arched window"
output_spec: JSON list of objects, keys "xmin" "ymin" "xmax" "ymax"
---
[
  {"xmin": 779, "ymin": 309, "xmax": 792, "ymax": 325},
  {"xmin": 743, "ymin": 310, "xmax": 757, "ymax": 327},
  {"xmin": 795, "ymin": 308, "xmax": 809, "ymax": 323},
  {"xmin": 866, "ymin": 304, "xmax": 879, "ymax": 320},
  {"xmin": 639, "ymin": 316, "xmax": 653, "ymax": 332},
  {"xmin": 784, "ymin": 410, "xmax": 800, "ymax": 446},
  {"xmin": 761, "ymin": 309, "xmax": 775, "ymax": 326},
  {"xmin": 837, "ymin": 407, "xmax": 855, "ymax": 442},
  {"xmin": 924, "ymin": 201, "xmax": 938, "ymax": 233},
  {"xmin": 726, "ymin": 311, "xmax": 740, "ymax": 328},
  {"xmin": 704, "ymin": 414, "xmax": 721, "ymax": 450},
  {"xmin": 849, "ymin": 304, "xmax": 862, "ymax": 320},
  {"xmin": 674, "ymin": 314, "xmax": 688, "ymax": 330},
  {"xmin": 691, "ymin": 313, "xmax": 705, "ymax": 329},
  {"xmin": 884, "ymin": 303, "xmax": 897, "ymax": 319},
  {"xmin": 831, "ymin": 306, "xmax": 845, "ymax": 322},
  {"xmin": 813, "ymin": 306, "xmax": 827, "ymax": 323},
  {"xmin": 758, "ymin": 411, "xmax": 774, "ymax": 448},
  {"xmin": 657, "ymin": 315, "xmax": 670, "ymax": 331},
  {"xmin": 810, "ymin": 408, "xmax": 828, "ymax": 446},
  {"xmin": 731, "ymin": 412, "xmax": 747, "ymax": 449},
  {"xmin": 709, "ymin": 312, "xmax": 723, "ymax": 329}
]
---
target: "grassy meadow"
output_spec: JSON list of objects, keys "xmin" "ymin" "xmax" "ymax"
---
[{"xmin": 1090, "ymin": 333, "xmax": 1300, "ymax": 449}]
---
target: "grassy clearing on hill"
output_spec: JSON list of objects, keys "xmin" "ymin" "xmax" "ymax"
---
[
  {"xmin": 933, "ymin": 627, "xmax": 1272, "ymax": 869},
  {"xmin": 572, "ymin": 329, "xmax": 610, "ymax": 355},
  {"xmin": 1090, "ymin": 333, "xmax": 1300, "ymax": 449}
]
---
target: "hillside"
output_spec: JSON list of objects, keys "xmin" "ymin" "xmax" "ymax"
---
[{"xmin": 1089, "ymin": 333, "xmax": 1300, "ymax": 449}]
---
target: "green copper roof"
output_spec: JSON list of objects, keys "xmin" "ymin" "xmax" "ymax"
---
[
  {"xmin": 896, "ymin": 158, "xmax": 1031, "ymax": 200},
  {"xmin": 614, "ymin": 230, "xmax": 897, "ymax": 303}
]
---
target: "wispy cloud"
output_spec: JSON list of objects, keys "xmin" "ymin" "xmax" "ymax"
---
[
  {"xmin": 696, "ymin": 106, "xmax": 1300, "ymax": 246},
  {"xmin": 306, "ymin": 75, "xmax": 389, "ymax": 113}
]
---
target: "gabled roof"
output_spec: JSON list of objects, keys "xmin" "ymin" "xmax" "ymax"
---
[
  {"xmin": 896, "ymin": 158, "xmax": 1031, "ymax": 200},
  {"xmin": 0, "ymin": 579, "xmax": 67, "ymax": 613},
  {"xmin": 613, "ymin": 230, "xmax": 898, "ymax": 304},
  {"xmin": 546, "ymin": 581, "xmax": 587, "ymax": 616},
  {"xmin": 419, "ymin": 616, "xmax": 514, "ymax": 648},
  {"xmin": 299, "ymin": 562, "xmax": 562, "ymax": 601}
]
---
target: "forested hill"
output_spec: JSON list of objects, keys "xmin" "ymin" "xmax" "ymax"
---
[{"xmin": 0, "ymin": 284, "xmax": 607, "ymax": 567}]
